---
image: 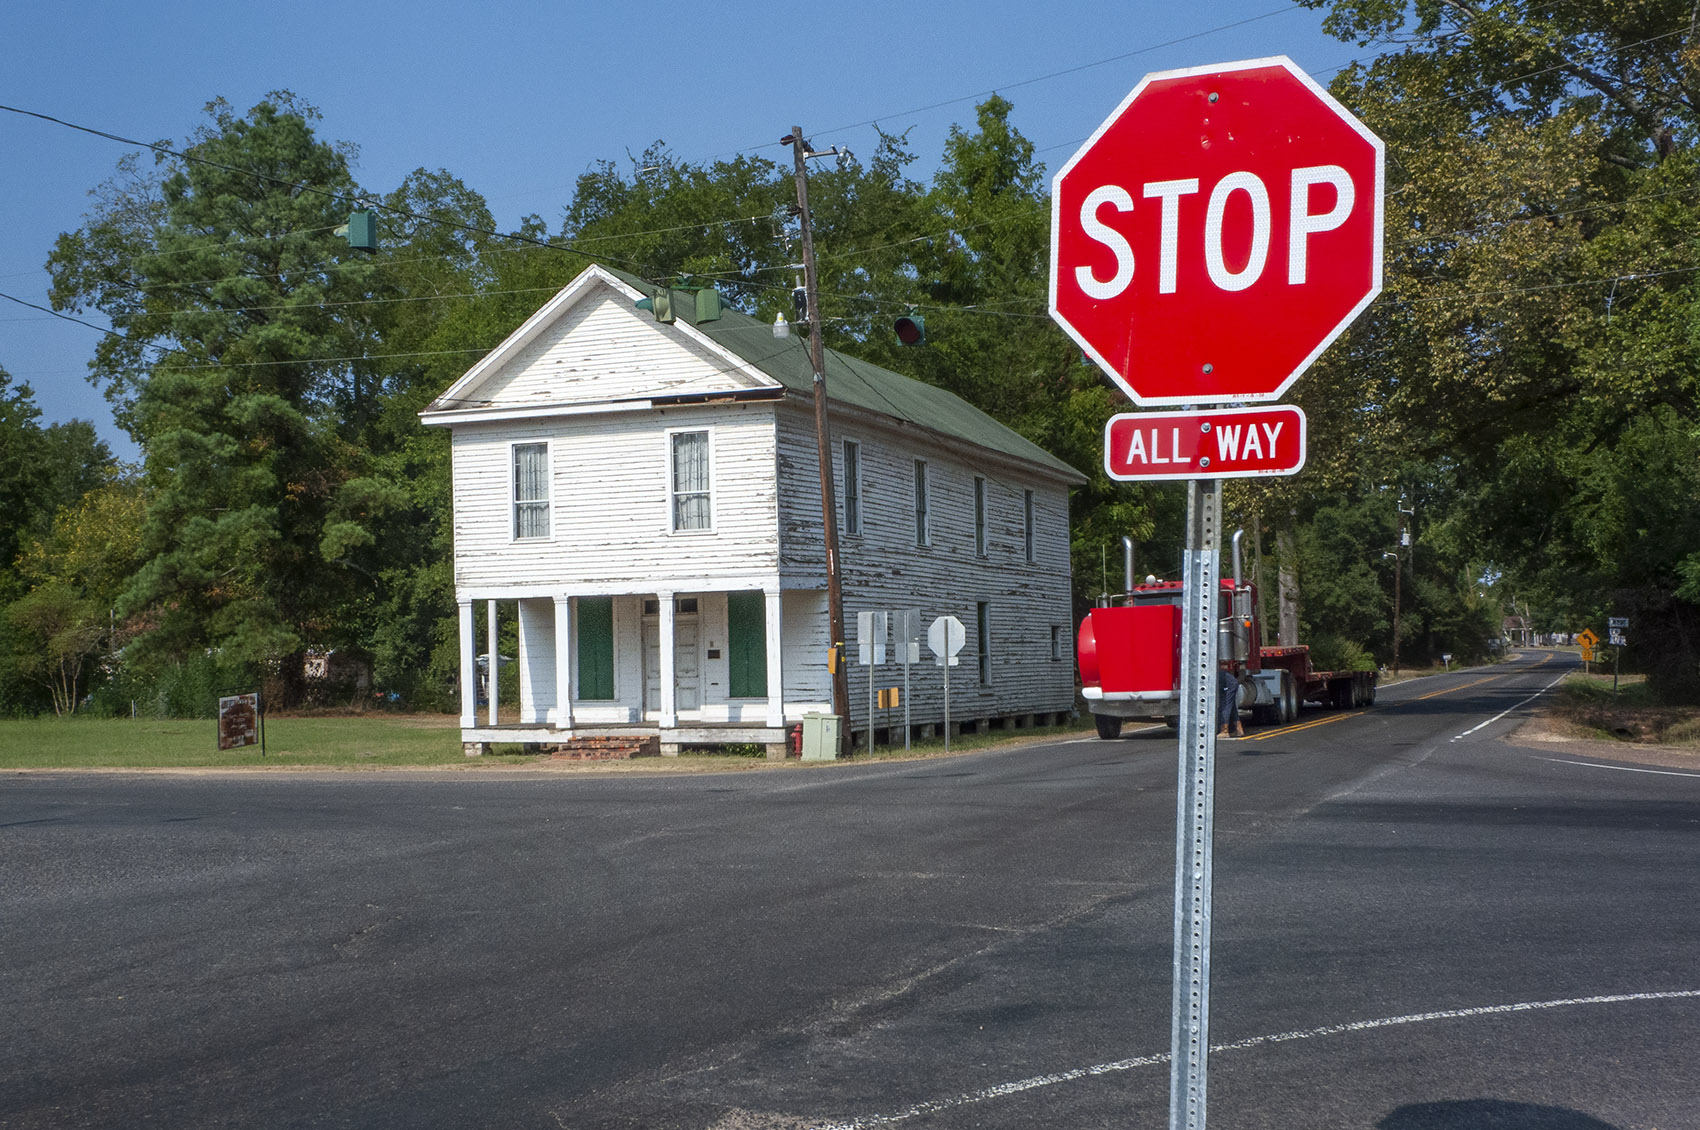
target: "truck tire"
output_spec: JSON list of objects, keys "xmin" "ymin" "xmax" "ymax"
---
[
  {"xmin": 1094, "ymin": 713, "xmax": 1123, "ymax": 740},
  {"xmin": 1280, "ymin": 671, "xmax": 1299, "ymax": 724}
]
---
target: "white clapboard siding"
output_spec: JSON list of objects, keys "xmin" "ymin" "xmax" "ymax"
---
[
  {"xmin": 471, "ymin": 289, "xmax": 768, "ymax": 409},
  {"xmin": 781, "ymin": 588, "xmax": 832, "ymax": 713},
  {"xmin": 431, "ymin": 263, "xmax": 1082, "ymax": 735},
  {"xmin": 775, "ymin": 403, "xmax": 1077, "ymax": 724},
  {"xmin": 451, "ymin": 403, "xmax": 781, "ymax": 592}
]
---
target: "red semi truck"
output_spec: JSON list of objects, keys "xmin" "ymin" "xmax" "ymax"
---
[{"xmin": 1077, "ymin": 532, "xmax": 1377, "ymax": 739}]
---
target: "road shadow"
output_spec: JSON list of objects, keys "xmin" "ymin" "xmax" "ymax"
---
[
  {"xmin": 1378, "ymin": 1099, "xmax": 1621, "ymax": 1129},
  {"xmin": 1229, "ymin": 742, "xmax": 1295, "ymax": 756}
]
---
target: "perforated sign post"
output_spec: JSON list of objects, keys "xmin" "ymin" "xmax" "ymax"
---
[
  {"xmin": 928, "ymin": 615, "xmax": 965, "ymax": 753},
  {"xmin": 1051, "ymin": 55, "xmax": 1384, "ymax": 1130},
  {"xmin": 858, "ymin": 611, "xmax": 890, "ymax": 755},
  {"xmin": 895, "ymin": 609, "xmax": 923, "ymax": 750}
]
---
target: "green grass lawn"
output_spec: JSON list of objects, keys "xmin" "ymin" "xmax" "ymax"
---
[
  {"xmin": 0, "ymin": 711, "xmax": 1098, "ymax": 770},
  {"xmin": 1552, "ymin": 671, "xmax": 1700, "ymax": 746},
  {"xmin": 0, "ymin": 714, "xmax": 482, "ymax": 769}
]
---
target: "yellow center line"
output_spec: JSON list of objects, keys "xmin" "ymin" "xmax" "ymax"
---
[
  {"xmin": 1415, "ymin": 674, "xmax": 1500, "ymax": 701},
  {"xmin": 1243, "ymin": 710, "xmax": 1364, "ymax": 741},
  {"xmin": 1240, "ymin": 657, "xmax": 1557, "ymax": 742}
]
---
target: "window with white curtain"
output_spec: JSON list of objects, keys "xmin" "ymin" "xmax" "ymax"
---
[
  {"xmin": 670, "ymin": 430, "xmax": 712, "ymax": 532},
  {"xmin": 512, "ymin": 442, "xmax": 550, "ymax": 539}
]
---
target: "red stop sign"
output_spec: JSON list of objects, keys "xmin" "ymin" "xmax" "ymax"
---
[{"xmin": 1050, "ymin": 56, "xmax": 1384, "ymax": 406}]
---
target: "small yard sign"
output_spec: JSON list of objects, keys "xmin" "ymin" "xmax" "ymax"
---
[{"xmin": 217, "ymin": 692, "xmax": 265, "ymax": 754}]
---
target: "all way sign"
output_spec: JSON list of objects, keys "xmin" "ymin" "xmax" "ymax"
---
[{"xmin": 1104, "ymin": 405, "xmax": 1306, "ymax": 481}]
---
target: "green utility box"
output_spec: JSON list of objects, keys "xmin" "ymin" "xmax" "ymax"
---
[{"xmin": 800, "ymin": 713, "xmax": 841, "ymax": 761}]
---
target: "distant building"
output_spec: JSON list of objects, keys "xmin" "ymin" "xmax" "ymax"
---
[{"xmin": 421, "ymin": 265, "xmax": 1085, "ymax": 755}]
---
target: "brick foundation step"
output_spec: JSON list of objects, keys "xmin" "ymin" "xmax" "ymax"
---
[{"xmin": 547, "ymin": 735, "xmax": 659, "ymax": 760}]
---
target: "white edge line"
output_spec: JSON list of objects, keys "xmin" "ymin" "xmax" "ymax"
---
[
  {"xmin": 1538, "ymin": 757, "xmax": 1700, "ymax": 779},
  {"xmin": 1451, "ymin": 672, "xmax": 1569, "ymax": 742},
  {"xmin": 806, "ymin": 990, "xmax": 1700, "ymax": 1130}
]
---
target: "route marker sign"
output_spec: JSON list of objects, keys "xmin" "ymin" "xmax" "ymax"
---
[{"xmin": 1049, "ymin": 55, "xmax": 1385, "ymax": 406}]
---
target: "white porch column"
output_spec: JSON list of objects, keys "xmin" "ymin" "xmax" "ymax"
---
[
  {"xmin": 553, "ymin": 596, "xmax": 574, "ymax": 730},
  {"xmin": 486, "ymin": 599, "xmax": 499, "ymax": 726},
  {"xmin": 458, "ymin": 600, "xmax": 477, "ymax": 729},
  {"xmin": 659, "ymin": 592, "xmax": 677, "ymax": 729},
  {"xmin": 516, "ymin": 599, "xmax": 555, "ymax": 725},
  {"xmin": 764, "ymin": 587, "xmax": 784, "ymax": 728}
]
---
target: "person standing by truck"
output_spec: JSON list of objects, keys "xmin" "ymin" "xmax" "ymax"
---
[{"xmin": 1217, "ymin": 667, "xmax": 1244, "ymax": 739}]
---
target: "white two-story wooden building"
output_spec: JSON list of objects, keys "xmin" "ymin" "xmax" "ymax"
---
[{"xmin": 422, "ymin": 265, "xmax": 1085, "ymax": 756}]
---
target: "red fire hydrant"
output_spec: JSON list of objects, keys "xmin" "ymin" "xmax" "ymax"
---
[{"xmin": 789, "ymin": 724, "xmax": 803, "ymax": 758}]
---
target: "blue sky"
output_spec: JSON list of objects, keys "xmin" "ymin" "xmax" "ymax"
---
[{"xmin": 0, "ymin": 1, "xmax": 1364, "ymax": 462}]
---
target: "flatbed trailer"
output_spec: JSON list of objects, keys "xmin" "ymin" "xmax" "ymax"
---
[{"xmin": 1256, "ymin": 645, "xmax": 1378, "ymax": 712}]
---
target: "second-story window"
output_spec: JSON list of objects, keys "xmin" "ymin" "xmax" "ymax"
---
[
  {"xmin": 513, "ymin": 442, "xmax": 550, "ymax": 539},
  {"xmin": 670, "ymin": 430, "xmax": 711, "ymax": 532},
  {"xmin": 843, "ymin": 439, "xmax": 862, "ymax": 535},
  {"xmin": 913, "ymin": 458, "xmax": 930, "ymax": 546},
  {"xmin": 974, "ymin": 476, "xmax": 988, "ymax": 557},
  {"xmin": 1024, "ymin": 489, "xmax": 1035, "ymax": 563}
]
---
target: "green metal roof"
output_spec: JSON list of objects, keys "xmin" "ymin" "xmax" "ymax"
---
[{"xmin": 610, "ymin": 269, "xmax": 1086, "ymax": 484}]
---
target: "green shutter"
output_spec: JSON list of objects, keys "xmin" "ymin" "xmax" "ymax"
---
[
  {"xmin": 727, "ymin": 591, "xmax": 767, "ymax": 699},
  {"xmin": 577, "ymin": 597, "xmax": 615, "ymax": 700}
]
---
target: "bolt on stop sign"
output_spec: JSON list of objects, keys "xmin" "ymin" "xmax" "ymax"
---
[{"xmin": 1050, "ymin": 56, "xmax": 1384, "ymax": 405}]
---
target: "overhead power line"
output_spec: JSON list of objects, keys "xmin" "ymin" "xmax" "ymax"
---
[
  {"xmin": 8, "ymin": 15, "xmax": 1697, "ymax": 379},
  {"xmin": 727, "ymin": 5, "xmax": 1313, "ymax": 158},
  {"xmin": 0, "ymin": 101, "xmax": 659, "ymax": 276}
]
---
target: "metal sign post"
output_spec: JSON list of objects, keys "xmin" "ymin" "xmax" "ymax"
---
[
  {"xmin": 943, "ymin": 645, "xmax": 951, "ymax": 754},
  {"xmin": 858, "ymin": 611, "xmax": 889, "ymax": 755},
  {"xmin": 897, "ymin": 609, "xmax": 921, "ymax": 750},
  {"xmin": 928, "ymin": 615, "xmax": 965, "ymax": 753},
  {"xmin": 1609, "ymin": 619, "xmax": 1629, "ymax": 694},
  {"xmin": 1171, "ymin": 479, "xmax": 1221, "ymax": 1130},
  {"xmin": 1048, "ymin": 57, "xmax": 1383, "ymax": 1130}
]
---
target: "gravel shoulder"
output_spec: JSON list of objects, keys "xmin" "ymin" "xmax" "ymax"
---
[{"xmin": 1509, "ymin": 714, "xmax": 1700, "ymax": 772}]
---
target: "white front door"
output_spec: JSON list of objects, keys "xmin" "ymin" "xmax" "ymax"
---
[
  {"xmin": 643, "ymin": 610, "xmax": 702, "ymax": 716},
  {"xmin": 673, "ymin": 616, "xmax": 701, "ymax": 711}
]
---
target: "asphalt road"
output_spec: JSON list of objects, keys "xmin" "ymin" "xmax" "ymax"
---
[{"xmin": 3, "ymin": 649, "xmax": 1696, "ymax": 1129}]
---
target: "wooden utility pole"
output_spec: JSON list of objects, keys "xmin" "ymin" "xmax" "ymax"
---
[{"xmin": 784, "ymin": 126, "xmax": 851, "ymax": 753}]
